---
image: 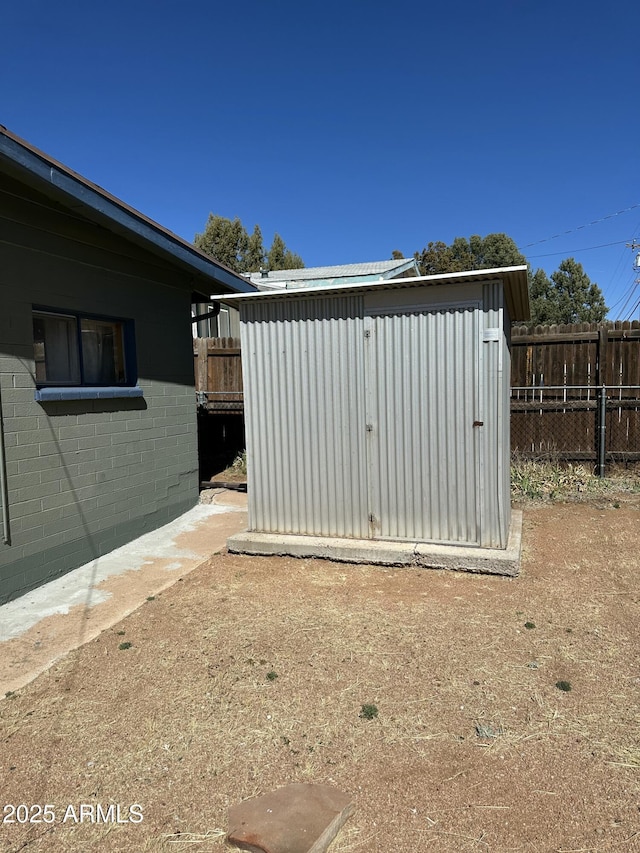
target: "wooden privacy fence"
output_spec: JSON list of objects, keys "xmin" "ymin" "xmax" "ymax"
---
[
  {"xmin": 194, "ymin": 337, "xmax": 243, "ymax": 413},
  {"xmin": 194, "ymin": 324, "xmax": 640, "ymax": 464},
  {"xmin": 511, "ymin": 321, "xmax": 640, "ymax": 388},
  {"xmin": 511, "ymin": 322, "xmax": 640, "ymax": 464}
]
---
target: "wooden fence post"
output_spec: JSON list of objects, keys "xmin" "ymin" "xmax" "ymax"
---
[
  {"xmin": 597, "ymin": 326, "xmax": 608, "ymax": 386},
  {"xmin": 195, "ymin": 337, "xmax": 209, "ymax": 394}
]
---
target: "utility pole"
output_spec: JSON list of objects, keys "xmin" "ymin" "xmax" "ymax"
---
[{"xmin": 625, "ymin": 241, "xmax": 640, "ymax": 320}]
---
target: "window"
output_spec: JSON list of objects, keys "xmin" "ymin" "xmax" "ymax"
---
[
  {"xmin": 32, "ymin": 309, "xmax": 140, "ymax": 401},
  {"xmin": 33, "ymin": 312, "xmax": 81, "ymax": 385}
]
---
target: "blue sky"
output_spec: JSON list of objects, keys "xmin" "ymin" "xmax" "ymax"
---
[{"xmin": 3, "ymin": 0, "xmax": 639, "ymax": 318}]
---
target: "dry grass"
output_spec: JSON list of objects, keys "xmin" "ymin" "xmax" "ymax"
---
[
  {"xmin": 1, "ymin": 501, "xmax": 639, "ymax": 852},
  {"xmin": 510, "ymin": 457, "xmax": 640, "ymax": 504}
]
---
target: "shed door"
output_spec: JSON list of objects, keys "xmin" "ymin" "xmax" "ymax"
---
[{"xmin": 365, "ymin": 306, "xmax": 482, "ymax": 545}]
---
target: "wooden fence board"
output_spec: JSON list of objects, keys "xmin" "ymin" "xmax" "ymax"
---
[
  {"xmin": 512, "ymin": 321, "xmax": 640, "ymax": 386},
  {"xmin": 194, "ymin": 337, "xmax": 243, "ymax": 414},
  {"xmin": 511, "ymin": 322, "xmax": 640, "ymax": 461}
]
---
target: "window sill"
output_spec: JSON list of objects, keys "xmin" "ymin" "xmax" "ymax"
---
[{"xmin": 35, "ymin": 386, "xmax": 144, "ymax": 402}]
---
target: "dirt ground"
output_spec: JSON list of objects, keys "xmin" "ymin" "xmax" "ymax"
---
[{"xmin": 1, "ymin": 495, "xmax": 639, "ymax": 853}]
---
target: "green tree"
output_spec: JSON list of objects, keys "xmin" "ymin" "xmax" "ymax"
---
[
  {"xmin": 194, "ymin": 214, "xmax": 248, "ymax": 273},
  {"xmin": 529, "ymin": 258, "xmax": 608, "ymax": 326},
  {"xmin": 414, "ymin": 240, "xmax": 469, "ymax": 275},
  {"xmin": 472, "ymin": 233, "xmax": 527, "ymax": 269},
  {"xmin": 194, "ymin": 216, "xmax": 303, "ymax": 273},
  {"xmin": 415, "ymin": 233, "xmax": 526, "ymax": 276},
  {"xmin": 244, "ymin": 224, "xmax": 266, "ymax": 272},
  {"xmin": 267, "ymin": 233, "xmax": 304, "ymax": 271},
  {"xmin": 529, "ymin": 268, "xmax": 554, "ymax": 325}
]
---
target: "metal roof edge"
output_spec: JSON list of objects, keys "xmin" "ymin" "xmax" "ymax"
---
[
  {"xmin": 248, "ymin": 258, "xmax": 421, "ymax": 284},
  {"xmin": 0, "ymin": 127, "xmax": 255, "ymax": 294},
  {"xmin": 211, "ymin": 265, "xmax": 531, "ymax": 321},
  {"xmin": 380, "ymin": 258, "xmax": 421, "ymax": 278}
]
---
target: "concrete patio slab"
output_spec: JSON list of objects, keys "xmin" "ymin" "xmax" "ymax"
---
[
  {"xmin": 227, "ymin": 510, "xmax": 523, "ymax": 577},
  {"xmin": 227, "ymin": 783, "xmax": 353, "ymax": 853}
]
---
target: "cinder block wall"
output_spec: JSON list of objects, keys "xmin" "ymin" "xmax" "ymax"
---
[{"xmin": 0, "ymin": 177, "xmax": 199, "ymax": 604}]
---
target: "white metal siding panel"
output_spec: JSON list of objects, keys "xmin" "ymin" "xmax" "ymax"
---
[
  {"xmin": 501, "ymin": 299, "xmax": 513, "ymax": 542},
  {"xmin": 366, "ymin": 305, "xmax": 481, "ymax": 545},
  {"xmin": 241, "ymin": 295, "xmax": 368, "ymax": 537},
  {"xmin": 481, "ymin": 281, "xmax": 510, "ymax": 547}
]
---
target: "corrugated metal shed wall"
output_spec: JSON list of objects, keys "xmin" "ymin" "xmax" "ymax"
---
[
  {"xmin": 242, "ymin": 295, "xmax": 369, "ymax": 538},
  {"xmin": 240, "ymin": 280, "xmax": 511, "ymax": 548},
  {"xmin": 481, "ymin": 281, "xmax": 511, "ymax": 548},
  {"xmin": 500, "ymin": 290, "xmax": 512, "ymax": 546},
  {"xmin": 365, "ymin": 305, "xmax": 481, "ymax": 545}
]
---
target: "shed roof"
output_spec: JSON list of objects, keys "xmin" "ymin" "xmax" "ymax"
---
[
  {"xmin": 215, "ymin": 265, "xmax": 531, "ymax": 321},
  {"xmin": 0, "ymin": 126, "xmax": 255, "ymax": 295},
  {"xmin": 248, "ymin": 258, "xmax": 420, "ymax": 289}
]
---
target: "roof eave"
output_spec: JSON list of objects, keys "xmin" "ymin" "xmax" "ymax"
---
[
  {"xmin": 0, "ymin": 127, "xmax": 255, "ymax": 294},
  {"xmin": 213, "ymin": 265, "xmax": 531, "ymax": 321}
]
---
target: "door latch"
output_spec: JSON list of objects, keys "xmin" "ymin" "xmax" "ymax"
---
[{"xmin": 473, "ymin": 420, "xmax": 484, "ymax": 427}]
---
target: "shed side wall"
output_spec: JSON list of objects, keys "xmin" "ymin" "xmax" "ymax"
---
[{"xmin": 481, "ymin": 281, "xmax": 510, "ymax": 547}]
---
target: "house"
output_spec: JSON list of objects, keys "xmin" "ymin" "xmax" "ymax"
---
[
  {"xmin": 193, "ymin": 259, "xmax": 421, "ymax": 337},
  {"xmin": 0, "ymin": 127, "xmax": 255, "ymax": 604},
  {"xmin": 249, "ymin": 258, "xmax": 421, "ymax": 291},
  {"xmin": 223, "ymin": 267, "xmax": 531, "ymax": 575}
]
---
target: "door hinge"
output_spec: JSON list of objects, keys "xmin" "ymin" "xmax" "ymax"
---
[{"xmin": 368, "ymin": 513, "xmax": 377, "ymax": 524}]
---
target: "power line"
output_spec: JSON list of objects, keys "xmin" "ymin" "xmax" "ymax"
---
[
  {"xmin": 609, "ymin": 223, "xmax": 640, "ymax": 292},
  {"xmin": 607, "ymin": 271, "xmax": 637, "ymax": 313},
  {"xmin": 519, "ymin": 203, "xmax": 640, "ymax": 249},
  {"xmin": 525, "ymin": 239, "xmax": 632, "ymax": 259},
  {"xmin": 623, "ymin": 292, "xmax": 640, "ymax": 321},
  {"xmin": 623, "ymin": 241, "xmax": 640, "ymax": 320},
  {"xmin": 617, "ymin": 281, "xmax": 639, "ymax": 319}
]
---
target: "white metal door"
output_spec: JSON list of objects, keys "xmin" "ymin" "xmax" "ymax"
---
[{"xmin": 365, "ymin": 306, "xmax": 482, "ymax": 545}]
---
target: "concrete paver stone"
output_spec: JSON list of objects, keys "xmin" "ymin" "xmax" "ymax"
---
[{"xmin": 227, "ymin": 783, "xmax": 353, "ymax": 853}]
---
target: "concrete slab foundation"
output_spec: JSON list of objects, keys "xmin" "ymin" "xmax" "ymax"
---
[{"xmin": 227, "ymin": 511, "xmax": 523, "ymax": 577}]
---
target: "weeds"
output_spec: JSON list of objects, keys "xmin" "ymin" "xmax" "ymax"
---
[
  {"xmin": 360, "ymin": 704, "xmax": 379, "ymax": 720},
  {"xmin": 475, "ymin": 723, "xmax": 501, "ymax": 739},
  {"xmin": 231, "ymin": 451, "xmax": 247, "ymax": 477},
  {"xmin": 511, "ymin": 457, "xmax": 639, "ymax": 504}
]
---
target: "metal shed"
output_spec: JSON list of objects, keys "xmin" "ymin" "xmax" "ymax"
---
[{"xmin": 221, "ymin": 266, "xmax": 530, "ymax": 573}]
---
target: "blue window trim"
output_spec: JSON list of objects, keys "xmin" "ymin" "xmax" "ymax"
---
[
  {"xmin": 35, "ymin": 386, "xmax": 144, "ymax": 402},
  {"xmin": 33, "ymin": 306, "xmax": 139, "ymax": 397}
]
